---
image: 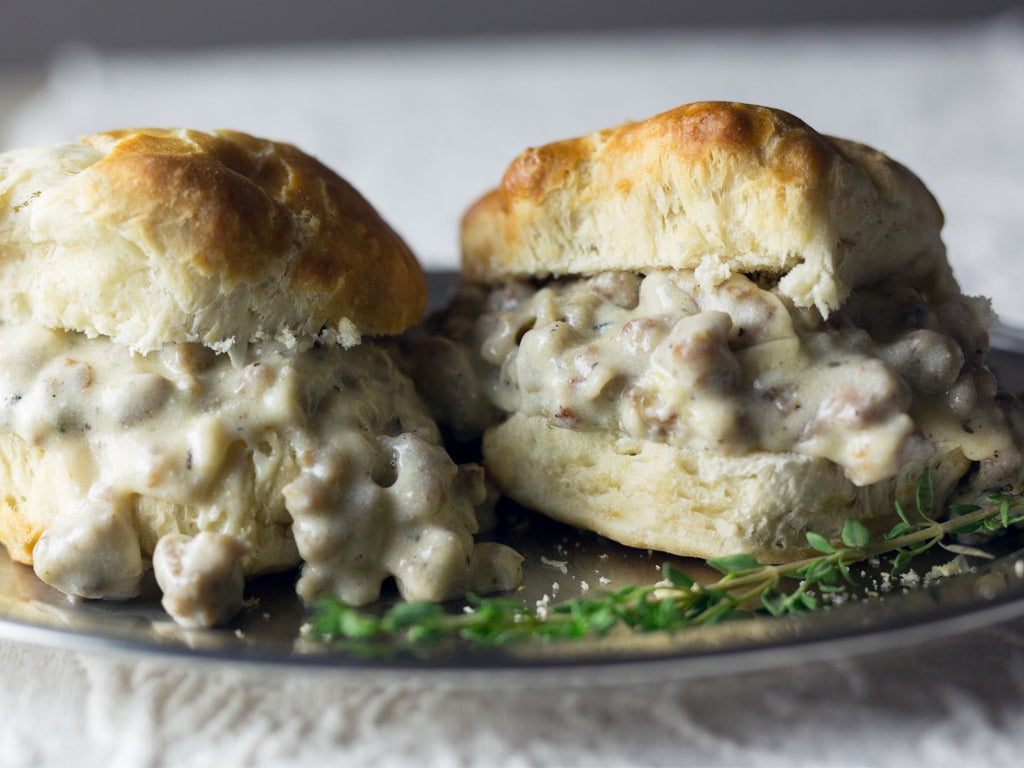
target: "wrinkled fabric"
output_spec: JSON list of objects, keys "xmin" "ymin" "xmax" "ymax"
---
[{"xmin": 3, "ymin": 615, "xmax": 1024, "ymax": 767}]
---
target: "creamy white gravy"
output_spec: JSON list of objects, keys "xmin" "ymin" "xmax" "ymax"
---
[
  {"xmin": 425, "ymin": 270, "xmax": 1024, "ymax": 490},
  {"xmin": 0, "ymin": 325, "xmax": 522, "ymax": 625}
]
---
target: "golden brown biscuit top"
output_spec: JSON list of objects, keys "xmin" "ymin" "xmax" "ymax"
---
[
  {"xmin": 461, "ymin": 101, "xmax": 953, "ymax": 316},
  {"xmin": 0, "ymin": 127, "xmax": 426, "ymax": 351},
  {"xmin": 504, "ymin": 101, "xmax": 828, "ymax": 200}
]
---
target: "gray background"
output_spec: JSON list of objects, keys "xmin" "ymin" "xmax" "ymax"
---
[{"xmin": 2, "ymin": 0, "xmax": 1022, "ymax": 67}]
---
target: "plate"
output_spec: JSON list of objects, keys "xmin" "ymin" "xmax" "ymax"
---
[{"xmin": 2, "ymin": 274, "xmax": 1024, "ymax": 684}]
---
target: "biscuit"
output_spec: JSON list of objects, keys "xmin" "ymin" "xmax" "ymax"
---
[
  {"xmin": 461, "ymin": 102, "xmax": 954, "ymax": 317},
  {"xmin": 0, "ymin": 128, "xmax": 426, "ymax": 353}
]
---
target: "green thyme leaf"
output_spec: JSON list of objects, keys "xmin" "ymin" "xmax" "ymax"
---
[
  {"xmin": 885, "ymin": 520, "xmax": 912, "ymax": 540},
  {"xmin": 841, "ymin": 519, "xmax": 871, "ymax": 548},
  {"xmin": 706, "ymin": 553, "xmax": 761, "ymax": 574},
  {"xmin": 949, "ymin": 504, "xmax": 981, "ymax": 515},
  {"xmin": 835, "ymin": 558, "xmax": 856, "ymax": 586},
  {"xmin": 761, "ymin": 591, "xmax": 788, "ymax": 617},
  {"xmin": 806, "ymin": 531, "xmax": 836, "ymax": 554},
  {"xmin": 382, "ymin": 601, "xmax": 444, "ymax": 630},
  {"xmin": 894, "ymin": 500, "xmax": 911, "ymax": 526},
  {"xmin": 891, "ymin": 549, "xmax": 915, "ymax": 575},
  {"xmin": 661, "ymin": 562, "xmax": 695, "ymax": 588},
  {"xmin": 949, "ymin": 519, "xmax": 985, "ymax": 535}
]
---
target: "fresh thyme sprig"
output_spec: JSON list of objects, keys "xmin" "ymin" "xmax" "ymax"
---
[{"xmin": 309, "ymin": 470, "xmax": 1024, "ymax": 651}]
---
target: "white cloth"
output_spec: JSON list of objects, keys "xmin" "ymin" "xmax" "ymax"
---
[
  {"xmin": 4, "ymin": 613, "xmax": 1024, "ymax": 766},
  {"xmin": 4, "ymin": 17, "xmax": 1024, "ymax": 768}
]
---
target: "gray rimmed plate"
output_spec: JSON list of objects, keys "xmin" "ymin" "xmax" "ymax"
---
[{"xmin": 2, "ymin": 272, "xmax": 1024, "ymax": 684}]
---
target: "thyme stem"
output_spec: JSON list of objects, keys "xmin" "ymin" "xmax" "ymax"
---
[
  {"xmin": 699, "ymin": 501, "xmax": 1006, "ymax": 594},
  {"xmin": 309, "ymin": 479, "xmax": 1024, "ymax": 652}
]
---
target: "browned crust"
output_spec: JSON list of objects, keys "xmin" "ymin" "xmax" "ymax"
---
[
  {"xmin": 81, "ymin": 128, "xmax": 426, "ymax": 336},
  {"xmin": 503, "ymin": 102, "xmax": 830, "ymax": 204}
]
